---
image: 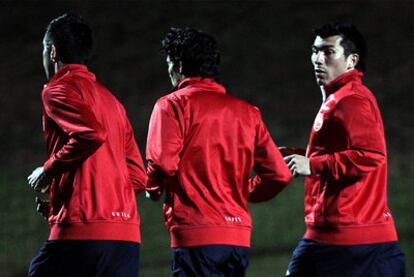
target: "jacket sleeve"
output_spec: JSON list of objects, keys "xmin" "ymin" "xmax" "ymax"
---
[
  {"xmin": 42, "ymin": 84, "xmax": 106, "ymax": 176},
  {"xmin": 248, "ymin": 114, "xmax": 292, "ymax": 203},
  {"xmin": 124, "ymin": 117, "xmax": 147, "ymax": 193},
  {"xmin": 309, "ymin": 95, "xmax": 386, "ymax": 180},
  {"xmin": 146, "ymin": 98, "xmax": 183, "ymax": 199}
]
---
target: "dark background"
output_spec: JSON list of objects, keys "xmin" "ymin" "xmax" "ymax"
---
[{"xmin": 1, "ymin": 1, "xmax": 413, "ymax": 276}]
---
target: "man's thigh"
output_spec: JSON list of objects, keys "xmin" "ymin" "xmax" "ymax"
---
[
  {"xmin": 286, "ymin": 239, "xmax": 317, "ymax": 276},
  {"xmin": 286, "ymin": 239, "xmax": 405, "ymax": 277},
  {"xmin": 171, "ymin": 244, "xmax": 249, "ymax": 277},
  {"xmin": 370, "ymin": 242, "xmax": 406, "ymax": 277},
  {"xmin": 28, "ymin": 240, "xmax": 140, "ymax": 277}
]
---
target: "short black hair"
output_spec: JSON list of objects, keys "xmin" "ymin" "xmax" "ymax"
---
[
  {"xmin": 45, "ymin": 13, "xmax": 93, "ymax": 65},
  {"xmin": 161, "ymin": 27, "xmax": 220, "ymax": 79},
  {"xmin": 313, "ymin": 22, "xmax": 367, "ymax": 71}
]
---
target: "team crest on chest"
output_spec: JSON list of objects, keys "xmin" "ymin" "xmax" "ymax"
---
[
  {"xmin": 313, "ymin": 96, "xmax": 336, "ymax": 132},
  {"xmin": 313, "ymin": 112, "xmax": 324, "ymax": 131}
]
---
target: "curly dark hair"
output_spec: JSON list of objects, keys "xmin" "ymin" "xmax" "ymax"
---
[
  {"xmin": 161, "ymin": 27, "xmax": 220, "ymax": 79},
  {"xmin": 45, "ymin": 13, "xmax": 93, "ymax": 65},
  {"xmin": 313, "ymin": 22, "xmax": 367, "ymax": 72}
]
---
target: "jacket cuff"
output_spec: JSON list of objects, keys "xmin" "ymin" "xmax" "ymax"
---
[
  {"xmin": 309, "ymin": 155, "xmax": 328, "ymax": 174},
  {"xmin": 132, "ymin": 180, "xmax": 147, "ymax": 194},
  {"xmin": 43, "ymin": 156, "xmax": 56, "ymax": 177}
]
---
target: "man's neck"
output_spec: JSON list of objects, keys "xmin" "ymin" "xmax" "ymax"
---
[
  {"xmin": 49, "ymin": 61, "xmax": 66, "ymax": 80},
  {"xmin": 319, "ymin": 85, "xmax": 326, "ymax": 102},
  {"xmin": 54, "ymin": 61, "xmax": 65, "ymax": 74}
]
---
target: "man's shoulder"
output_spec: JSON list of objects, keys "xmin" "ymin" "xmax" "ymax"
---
[
  {"xmin": 333, "ymin": 88, "xmax": 379, "ymax": 118},
  {"xmin": 44, "ymin": 72, "xmax": 84, "ymax": 92},
  {"xmin": 169, "ymin": 89, "xmax": 259, "ymax": 111},
  {"xmin": 42, "ymin": 80, "xmax": 71, "ymax": 99},
  {"xmin": 42, "ymin": 74, "xmax": 119, "ymax": 109},
  {"xmin": 224, "ymin": 93, "xmax": 260, "ymax": 112},
  {"xmin": 335, "ymin": 80, "xmax": 374, "ymax": 104}
]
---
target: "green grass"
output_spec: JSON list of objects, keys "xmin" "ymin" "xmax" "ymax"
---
[
  {"xmin": 388, "ymin": 156, "xmax": 414, "ymax": 276},
  {"xmin": 1, "ymin": 164, "xmax": 412, "ymax": 276},
  {"xmin": 0, "ymin": 166, "xmax": 49, "ymax": 277}
]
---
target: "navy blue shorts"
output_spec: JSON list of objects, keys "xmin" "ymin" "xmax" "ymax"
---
[
  {"xmin": 28, "ymin": 240, "xmax": 140, "ymax": 277},
  {"xmin": 286, "ymin": 239, "xmax": 406, "ymax": 277},
  {"xmin": 171, "ymin": 245, "xmax": 249, "ymax": 277}
]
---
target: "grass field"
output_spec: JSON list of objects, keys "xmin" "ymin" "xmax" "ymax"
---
[{"xmin": 1, "ymin": 162, "xmax": 412, "ymax": 276}]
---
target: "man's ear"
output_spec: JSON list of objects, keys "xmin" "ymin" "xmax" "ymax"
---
[
  {"xmin": 50, "ymin": 45, "xmax": 57, "ymax": 63},
  {"xmin": 347, "ymin": 53, "xmax": 359, "ymax": 70}
]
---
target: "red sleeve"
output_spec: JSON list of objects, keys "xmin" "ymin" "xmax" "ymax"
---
[
  {"xmin": 42, "ymin": 85, "xmax": 106, "ymax": 176},
  {"xmin": 248, "ymin": 114, "xmax": 292, "ymax": 203},
  {"xmin": 146, "ymin": 98, "xmax": 183, "ymax": 199},
  {"xmin": 310, "ymin": 95, "xmax": 385, "ymax": 180},
  {"xmin": 124, "ymin": 117, "xmax": 147, "ymax": 193}
]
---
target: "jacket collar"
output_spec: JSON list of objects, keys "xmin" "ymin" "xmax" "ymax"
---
[
  {"xmin": 324, "ymin": 69, "xmax": 363, "ymax": 96},
  {"xmin": 175, "ymin": 77, "xmax": 226, "ymax": 94},
  {"xmin": 48, "ymin": 64, "xmax": 96, "ymax": 85}
]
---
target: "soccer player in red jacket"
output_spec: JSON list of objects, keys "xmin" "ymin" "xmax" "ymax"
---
[
  {"xmin": 146, "ymin": 27, "xmax": 292, "ymax": 276},
  {"xmin": 283, "ymin": 22, "xmax": 406, "ymax": 276},
  {"xmin": 27, "ymin": 14, "xmax": 147, "ymax": 276}
]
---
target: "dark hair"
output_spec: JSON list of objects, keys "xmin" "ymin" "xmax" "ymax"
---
[
  {"xmin": 313, "ymin": 22, "xmax": 367, "ymax": 71},
  {"xmin": 161, "ymin": 27, "xmax": 220, "ymax": 79},
  {"xmin": 45, "ymin": 13, "xmax": 93, "ymax": 64}
]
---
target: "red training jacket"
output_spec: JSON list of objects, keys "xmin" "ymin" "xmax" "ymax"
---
[
  {"xmin": 146, "ymin": 77, "xmax": 292, "ymax": 247},
  {"xmin": 304, "ymin": 70, "xmax": 398, "ymax": 244},
  {"xmin": 41, "ymin": 64, "xmax": 147, "ymax": 242}
]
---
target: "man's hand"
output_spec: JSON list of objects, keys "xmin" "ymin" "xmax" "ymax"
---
[
  {"xmin": 284, "ymin": 155, "xmax": 311, "ymax": 177},
  {"xmin": 35, "ymin": 197, "xmax": 50, "ymax": 221},
  {"xmin": 145, "ymin": 187, "xmax": 163, "ymax": 201},
  {"xmin": 28, "ymin": 166, "xmax": 51, "ymax": 193}
]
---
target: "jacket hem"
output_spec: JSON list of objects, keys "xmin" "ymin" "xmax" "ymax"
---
[
  {"xmin": 304, "ymin": 222, "xmax": 398, "ymax": 245},
  {"xmin": 170, "ymin": 225, "xmax": 251, "ymax": 248},
  {"xmin": 49, "ymin": 222, "xmax": 141, "ymax": 243}
]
